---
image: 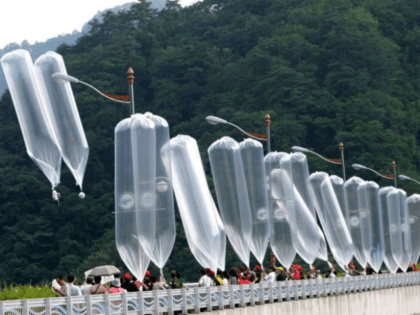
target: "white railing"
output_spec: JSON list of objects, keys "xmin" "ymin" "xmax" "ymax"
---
[{"xmin": 2, "ymin": 273, "xmax": 420, "ymax": 315}]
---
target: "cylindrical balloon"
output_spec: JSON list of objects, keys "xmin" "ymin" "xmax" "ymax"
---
[
  {"xmin": 407, "ymin": 194, "xmax": 420, "ymax": 264},
  {"xmin": 1, "ymin": 49, "xmax": 61, "ymax": 190},
  {"xmin": 393, "ymin": 189, "xmax": 412, "ymax": 271},
  {"xmin": 358, "ymin": 181, "xmax": 383, "ymax": 273},
  {"xmin": 309, "ymin": 172, "xmax": 354, "ymax": 269},
  {"xmin": 143, "ymin": 113, "xmax": 176, "ymax": 272},
  {"xmin": 239, "ymin": 139, "xmax": 270, "ymax": 265},
  {"xmin": 208, "ymin": 137, "xmax": 252, "ymax": 266},
  {"xmin": 115, "ymin": 115, "xmax": 156, "ymax": 281},
  {"xmin": 34, "ymin": 51, "xmax": 89, "ymax": 192},
  {"xmin": 281, "ymin": 154, "xmax": 321, "ymax": 266},
  {"xmin": 167, "ymin": 135, "xmax": 224, "ymax": 272},
  {"xmin": 379, "ymin": 187, "xmax": 399, "ymax": 273},
  {"xmin": 330, "ymin": 175, "xmax": 347, "ymax": 221},
  {"xmin": 290, "ymin": 153, "xmax": 328, "ymax": 261},
  {"xmin": 344, "ymin": 176, "xmax": 369, "ymax": 267},
  {"xmin": 264, "ymin": 152, "xmax": 296, "ymax": 269},
  {"xmin": 386, "ymin": 189, "xmax": 404, "ymax": 271}
]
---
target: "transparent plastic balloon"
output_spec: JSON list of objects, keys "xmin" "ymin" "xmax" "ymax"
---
[
  {"xmin": 290, "ymin": 153, "xmax": 328, "ymax": 261},
  {"xmin": 379, "ymin": 187, "xmax": 399, "ymax": 273},
  {"xmin": 344, "ymin": 176, "xmax": 369, "ymax": 267},
  {"xmin": 167, "ymin": 135, "xmax": 224, "ymax": 272},
  {"xmin": 358, "ymin": 181, "xmax": 383, "ymax": 273},
  {"xmin": 280, "ymin": 154, "xmax": 322, "ymax": 266},
  {"xmin": 386, "ymin": 189, "xmax": 404, "ymax": 271},
  {"xmin": 407, "ymin": 194, "xmax": 420, "ymax": 264},
  {"xmin": 1, "ymin": 49, "xmax": 61, "ymax": 195},
  {"xmin": 239, "ymin": 139, "xmax": 270, "ymax": 265},
  {"xmin": 115, "ymin": 115, "xmax": 156, "ymax": 281},
  {"xmin": 34, "ymin": 51, "xmax": 88, "ymax": 194},
  {"xmin": 264, "ymin": 152, "xmax": 296, "ymax": 269},
  {"xmin": 208, "ymin": 137, "xmax": 252, "ymax": 266},
  {"xmin": 143, "ymin": 113, "xmax": 175, "ymax": 273},
  {"xmin": 309, "ymin": 172, "xmax": 354, "ymax": 269},
  {"xmin": 330, "ymin": 176, "xmax": 347, "ymax": 222},
  {"xmin": 388, "ymin": 189, "xmax": 412, "ymax": 271}
]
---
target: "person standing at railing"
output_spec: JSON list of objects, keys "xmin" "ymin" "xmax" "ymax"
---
[
  {"xmin": 150, "ymin": 275, "xmax": 169, "ymax": 290},
  {"xmin": 62, "ymin": 275, "xmax": 82, "ymax": 296},
  {"xmin": 52, "ymin": 276, "xmax": 66, "ymax": 297},
  {"xmin": 80, "ymin": 277, "xmax": 93, "ymax": 295},
  {"xmin": 89, "ymin": 276, "xmax": 107, "ymax": 294},
  {"xmin": 228, "ymin": 268, "xmax": 238, "ymax": 285},
  {"xmin": 264, "ymin": 267, "xmax": 276, "ymax": 282},
  {"xmin": 108, "ymin": 279, "xmax": 127, "ymax": 294},
  {"xmin": 198, "ymin": 269, "xmax": 212, "ymax": 287},
  {"xmin": 277, "ymin": 267, "xmax": 288, "ymax": 281},
  {"xmin": 121, "ymin": 273, "xmax": 139, "ymax": 292},
  {"xmin": 222, "ymin": 271, "xmax": 229, "ymax": 285}
]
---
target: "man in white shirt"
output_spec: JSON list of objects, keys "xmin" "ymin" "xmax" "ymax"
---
[
  {"xmin": 52, "ymin": 276, "xmax": 66, "ymax": 297},
  {"xmin": 80, "ymin": 277, "xmax": 93, "ymax": 295},
  {"xmin": 62, "ymin": 275, "xmax": 82, "ymax": 296},
  {"xmin": 198, "ymin": 269, "xmax": 212, "ymax": 287},
  {"xmin": 264, "ymin": 267, "xmax": 276, "ymax": 283}
]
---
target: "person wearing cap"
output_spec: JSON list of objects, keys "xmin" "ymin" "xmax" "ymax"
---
[
  {"xmin": 276, "ymin": 267, "xmax": 288, "ymax": 281},
  {"xmin": 413, "ymin": 263, "xmax": 418, "ymax": 272},
  {"xmin": 108, "ymin": 278, "xmax": 127, "ymax": 294},
  {"xmin": 121, "ymin": 273, "xmax": 139, "ymax": 292},
  {"xmin": 143, "ymin": 271, "xmax": 153, "ymax": 291}
]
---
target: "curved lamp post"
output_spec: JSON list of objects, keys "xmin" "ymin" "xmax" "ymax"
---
[
  {"xmin": 292, "ymin": 143, "xmax": 346, "ymax": 181},
  {"xmin": 205, "ymin": 114, "xmax": 271, "ymax": 153},
  {"xmin": 399, "ymin": 174, "xmax": 420, "ymax": 186},
  {"xmin": 52, "ymin": 68, "xmax": 135, "ymax": 115},
  {"xmin": 352, "ymin": 161, "xmax": 397, "ymax": 187}
]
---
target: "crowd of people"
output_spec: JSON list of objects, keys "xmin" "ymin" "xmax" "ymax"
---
[{"xmin": 51, "ymin": 261, "xmax": 419, "ymax": 297}]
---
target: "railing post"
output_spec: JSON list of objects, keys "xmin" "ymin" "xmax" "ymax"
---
[
  {"xmin": 218, "ymin": 286, "xmax": 224, "ymax": 310},
  {"xmin": 104, "ymin": 294, "xmax": 110, "ymax": 315},
  {"xmin": 286, "ymin": 281, "xmax": 291, "ymax": 301},
  {"xmin": 207, "ymin": 287, "xmax": 212, "ymax": 312},
  {"xmin": 277, "ymin": 281, "xmax": 283, "ymax": 303},
  {"xmin": 269, "ymin": 282, "xmax": 274, "ymax": 303},
  {"xmin": 168, "ymin": 289, "xmax": 173, "ymax": 315},
  {"xmin": 23, "ymin": 299, "xmax": 29, "ymax": 315},
  {"xmin": 0, "ymin": 300, "xmax": 4, "ymax": 315},
  {"xmin": 316, "ymin": 279, "xmax": 321, "ymax": 298},
  {"xmin": 153, "ymin": 290, "xmax": 159, "ymax": 315},
  {"xmin": 301, "ymin": 280, "xmax": 306, "ymax": 300},
  {"xmin": 230, "ymin": 285, "xmax": 235, "ymax": 309},
  {"xmin": 240, "ymin": 285, "xmax": 245, "ymax": 308},
  {"xmin": 122, "ymin": 293, "xmax": 128, "ymax": 315},
  {"xmin": 194, "ymin": 287, "xmax": 200, "ymax": 314},
  {"xmin": 138, "ymin": 290, "xmax": 144, "ymax": 315},
  {"xmin": 259, "ymin": 283, "xmax": 264, "ymax": 305},
  {"xmin": 309, "ymin": 279, "xmax": 314, "ymax": 298},
  {"xmin": 66, "ymin": 296, "xmax": 72, "ymax": 315},
  {"xmin": 86, "ymin": 295, "xmax": 92, "ymax": 315},
  {"xmin": 182, "ymin": 288, "xmax": 187, "ymax": 314},
  {"xmin": 250, "ymin": 284, "xmax": 255, "ymax": 307},
  {"xmin": 45, "ymin": 298, "xmax": 52, "ymax": 315}
]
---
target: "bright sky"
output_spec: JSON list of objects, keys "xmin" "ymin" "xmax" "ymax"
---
[{"xmin": 0, "ymin": 0, "xmax": 196, "ymax": 50}]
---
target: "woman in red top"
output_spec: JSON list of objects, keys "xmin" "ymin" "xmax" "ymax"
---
[{"xmin": 108, "ymin": 279, "xmax": 127, "ymax": 294}]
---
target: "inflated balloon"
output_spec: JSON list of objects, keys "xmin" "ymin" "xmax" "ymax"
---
[
  {"xmin": 309, "ymin": 172, "xmax": 354, "ymax": 269},
  {"xmin": 330, "ymin": 175, "xmax": 347, "ymax": 220},
  {"xmin": 290, "ymin": 153, "xmax": 328, "ymax": 261},
  {"xmin": 34, "ymin": 51, "xmax": 89, "ymax": 195},
  {"xmin": 264, "ymin": 152, "xmax": 296, "ymax": 269},
  {"xmin": 358, "ymin": 182, "xmax": 383, "ymax": 273},
  {"xmin": 280, "ymin": 154, "xmax": 322, "ymax": 266},
  {"xmin": 344, "ymin": 177, "xmax": 369, "ymax": 267},
  {"xmin": 239, "ymin": 139, "xmax": 270, "ymax": 265},
  {"xmin": 379, "ymin": 187, "xmax": 399, "ymax": 273},
  {"xmin": 208, "ymin": 137, "xmax": 252, "ymax": 266},
  {"xmin": 143, "ymin": 113, "xmax": 175, "ymax": 274},
  {"xmin": 115, "ymin": 115, "xmax": 156, "ymax": 281},
  {"xmin": 1, "ymin": 49, "xmax": 62, "ymax": 197},
  {"xmin": 167, "ymin": 135, "xmax": 224, "ymax": 272},
  {"xmin": 399, "ymin": 190, "xmax": 413, "ymax": 271},
  {"xmin": 406, "ymin": 194, "xmax": 420, "ymax": 264}
]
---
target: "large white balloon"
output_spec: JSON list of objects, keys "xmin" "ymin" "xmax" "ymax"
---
[
  {"xmin": 208, "ymin": 137, "xmax": 252, "ymax": 266},
  {"xmin": 344, "ymin": 176, "xmax": 369, "ymax": 267},
  {"xmin": 309, "ymin": 172, "xmax": 354, "ymax": 269},
  {"xmin": 379, "ymin": 187, "xmax": 399, "ymax": 273},
  {"xmin": 168, "ymin": 135, "xmax": 225, "ymax": 272},
  {"xmin": 1, "ymin": 49, "xmax": 62, "ymax": 195},
  {"xmin": 358, "ymin": 181, "xmax": 383, "ymax": 273},
  {"xmin": 143, "ymin": 113, "xmax": 176, "ymax": 273},
  {"xmin": 406, "ymin": 194, "xmax": 420, "ymax": 264},
  {"xmin": 264, "ymin": 152, "xmax": 296, "ymax": 269},
  {"xmin": 115, "ymin": 115, "xmax": 156, "ymax": 281},
  {"xmin": 34, "ymin": 51, "xmax": 89, "ymax": 193},
  {"xmin": 239, "ymin": 139, "xmax": 270, "ymax": 265}
]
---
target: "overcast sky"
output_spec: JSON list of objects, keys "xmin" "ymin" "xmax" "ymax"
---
[{"xmin": 0, "ymin": 0, "xmax": 196, "ymax": 49}]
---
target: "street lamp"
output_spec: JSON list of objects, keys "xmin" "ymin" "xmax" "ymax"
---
[
  {"xmin": 52, "ymin": 68, "xmax": 135, "ymax": 115},
  {"xmin": 352, "ymin": 161, "xmax": 397, "ymax": 187},
  {"xmin": 291, "ymin": 143, "xmax": 346, "ymax": 181},
  {"xmin": 205, "ymin": 114, "xmax": 271, "ymax": 153},
  {"xmin": 398, "ymin": 174, "xmax": 420, "ymax": 186}
]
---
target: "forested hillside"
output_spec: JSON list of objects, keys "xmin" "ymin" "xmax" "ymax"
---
[{"xmin": 1, "ymin": 0, "xmax": 420, "ymax": 284}]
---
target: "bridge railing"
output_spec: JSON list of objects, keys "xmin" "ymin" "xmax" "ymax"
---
[{"xmin": 2, "ymin": 273, "xmax": 420, "ymax": 315}]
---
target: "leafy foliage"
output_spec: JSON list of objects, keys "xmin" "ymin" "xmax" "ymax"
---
[{"xmin": 1, "ymin": 0, "xmax": 420, "ymax": 284}]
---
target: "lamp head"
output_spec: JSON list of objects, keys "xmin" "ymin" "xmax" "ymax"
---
[
  {"xmin": 52, "ymin": 73, "xmax": 79, "ymax": 84},
  {"xmin": 352, "ymin": 164, "xmax": 367, "ymax": 170},
  {"xmin": 206, "ymin": 115, "xmax": 227, "ymax": 125},
  {"xmin": 291, "ymin": 146, "xmax": 310, "ymax": 153},
  {"xmin": 398, "ymin": 175, "xmax": 411, "ymax": 181}
]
